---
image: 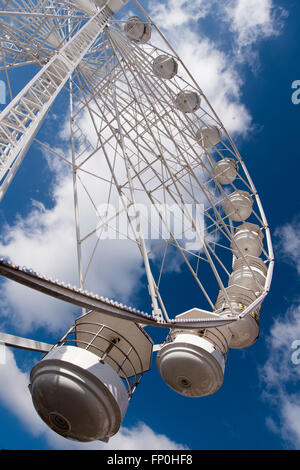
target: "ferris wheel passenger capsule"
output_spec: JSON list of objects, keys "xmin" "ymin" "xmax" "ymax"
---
[
  {"xmin": 175, "ymin": 91, "xmax": 201, "ymax": 113},
  {"xmin": 224, "ymin": 190, "xmax": 253, "ymax": 222},
  {"xmin": 228, "ymin": 255, "xmax": 267, "ymax": 296},
  {"xmin": 231, "ymin": 222, "xmax": 264, "ymax": 258},
  {"xmin": 215, "ymin": 286, "xmax": 260, "ymax": 349},
  {"xmin": 29, "ymin": 311, "xmax": 153, "ymax": 442},
  {"xmin": 196, "ymin": 125, "xmax": 222, "ymax": 149},
  {"xmin": 213, "ymin": 158, "xmax": 238, "ymax": 185},
  {"xmin": 152, "ymin": 55, "xmax": 178, "ymax": 79},
  {"xmin": 156, "ymin": 309, "xmax": 232, "ymax": 397},
  {"xmin": 124, "ymin": 16, "xmax": 152, "ymax": 43}
]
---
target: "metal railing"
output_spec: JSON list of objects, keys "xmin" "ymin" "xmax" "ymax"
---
[{"xmin": 53, "ymin": 320, "xmax": 145, "ymax": 398}]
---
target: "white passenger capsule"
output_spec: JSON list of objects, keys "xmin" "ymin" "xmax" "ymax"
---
[
  {"xmin": 215, "ymin": 285, "xmax": 260, "ymax": 349},
  {"xmin": 228, "ymin": 255, "xmax": 267, "ymax": 295},
  {"xmin": 224, "ymin": 190, "xmax": 253, "ymax": 222},
  {"xmin": 124, "ymin": 16, "xmax": 151, "ymax": 43},
  {"xmin": 156, "ymin": 309, "xmax": 232, "ymax": 397},
  {"xmin": 175, "ymin": 91, "xmax": 201, "ymax": 113},
  {"xmin": 29, "ymin": 311, "xmax": 153, "ymax": 442},
  {"xmin": 196, "ymin": 125, "xmax": 222, "ymax": 149},
  {"xmin": 152, "ymin": 55, "xmax": 178, "ymax": 79},
  {"xmin": 231, "ymin": 222, "xmax": 264, "ymax": 258},
  {"xmin": 213, "ymin": 158, "xmax": 238, "ymax": 185},
  {"xmin": 30, "ymin": 346, "xmax": 129, "ymax": 442}
]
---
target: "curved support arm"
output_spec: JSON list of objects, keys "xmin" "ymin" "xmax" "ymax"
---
[{"xmin": 0, "ymin": 259, "xmax": 238, "ymax": 330}]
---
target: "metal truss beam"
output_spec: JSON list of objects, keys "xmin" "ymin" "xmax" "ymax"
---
[{"xmin": 0, "ymin": 5, "xmax": 112, "ymax": 201}]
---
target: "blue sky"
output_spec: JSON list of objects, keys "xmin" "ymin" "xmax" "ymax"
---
[{"xmin": 0, "ymin": 0, "xmax": 300, "ymax": 450}]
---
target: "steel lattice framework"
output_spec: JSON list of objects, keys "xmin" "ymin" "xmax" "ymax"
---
[{"xmin": 0, "ymin": 0, "xmax": 274, "ymax": 348}]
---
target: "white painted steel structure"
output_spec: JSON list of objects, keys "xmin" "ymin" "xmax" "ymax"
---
[{"xmin": 0, "ymin": 0, "xmax": 274, "ymax": 441}]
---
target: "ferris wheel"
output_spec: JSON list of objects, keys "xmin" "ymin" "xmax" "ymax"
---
[{"xmin": 0, "ymin": 0, "xmax": 274, "ymax": 443}]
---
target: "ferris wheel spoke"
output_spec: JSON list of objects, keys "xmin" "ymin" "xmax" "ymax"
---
[
  {"xmin": 106, "ymin": 33, "xmax": 207, "ymax": 173},
  {"xmin": 111, "ymin": 79, "xmax": 163, "ymax": 320},
  {"xmin": 115, "ymin": 116, "xmax": 228, "ymax": 288},
  {"xmin": 85, "ymin": 90, "xmax": 218, "ymax": 282},
  {"xmin": 33, "ymin": 137, "xmax": 74, "ymax": 167},
  {"xmin": 115, "ymin": 143, "xmax": 217, "ymax": 309},
  {"xmin": 71, "ymin": 68, "xmax": 169, "ymax": 319}
]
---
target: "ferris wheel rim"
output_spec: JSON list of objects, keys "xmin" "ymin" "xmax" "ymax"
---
[{"xmin": 0, "ymin": 0, "xmax": 274, "ymax": 326}]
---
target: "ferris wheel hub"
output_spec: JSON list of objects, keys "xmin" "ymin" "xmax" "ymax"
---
[{"xmin": 29, "ymin": 346, "xmax": 129, "ymax": 442}]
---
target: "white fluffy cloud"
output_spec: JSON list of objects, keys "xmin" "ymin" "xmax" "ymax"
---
[
  {"xmin": 0, "ymin": 140, "xmax": 145, "ymax": 334},
  {"xmin": 0, "ymin": 348, "xmax": 46, "ymax": 436},
  {"xmin": 279, "ymin": 400, "xmax": 300, "ymax": 447},
  {"xmin": 149, "ymin": 0, "xmax": 209, "ymax": 29},
  {"xmin": 148, "ymin": 0, "xmax": 286, "ymax": 129},
  {"xmin": 146, "ymin": 0, "xmax": 285, "ymax": 135},
  {"xmin": 46, "ymin": 421, "xmax": 188, "ymax": 450},
  {"xmin": 225, "ymin": 0, "xmax": 284, "ymax": 49},
  {"xmin": 275, "ymin": 218, "xmax": 300, "ymax": 276},
  {"xmin": 171, "ymin": 31, "xmax": 252, "ymax": 135},
  {"xmin": 259, "ymin": 303, "xmax": 300, "ymax": 448},
  {"xmin": 223, "ymin": 0, "xmax": 287, "ymax": 69},
  {"xmin": 148, "ymin": 0, "xmax": 252, "ymax": 135},
  {"xmin": 259, "ymin": 217, "xmax": 300, "ymax": 448}
]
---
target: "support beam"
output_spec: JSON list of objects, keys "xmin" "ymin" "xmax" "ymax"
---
[
  {"xmin": 0, "ymin": 332, "xmax": 53, "ymax": 353},
  {"xmin": 0, "ymin": 260, "xmax": 238, "ymax": 330},
  {"xmin": 0, "ymin": 4, "xmax": 113, "ymax": 201}
]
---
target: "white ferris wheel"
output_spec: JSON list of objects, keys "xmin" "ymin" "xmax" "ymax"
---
[{"xmin": 0, "ymin": 0, "xmax": 274, "ymax": 443}]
